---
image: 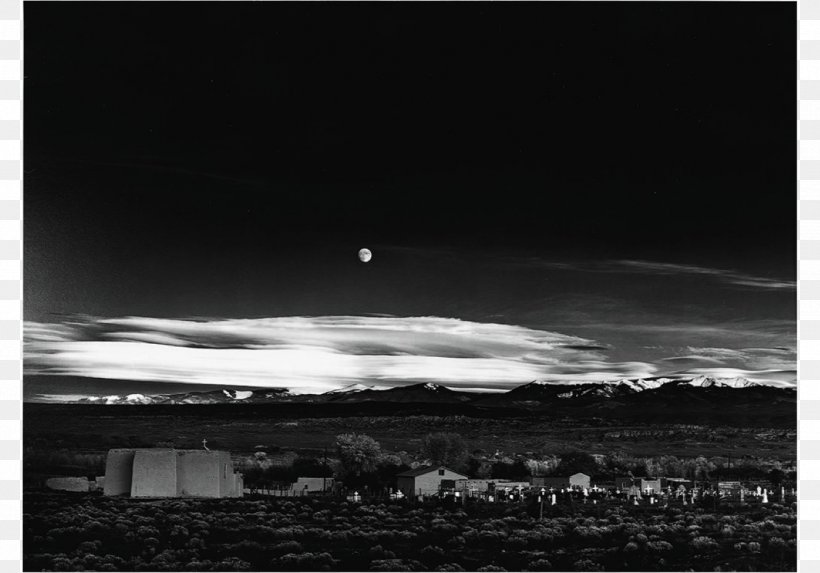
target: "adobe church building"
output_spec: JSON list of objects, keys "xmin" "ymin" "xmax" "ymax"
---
[{"xmin": 103, "ymin": 448, "xmax": 243, "ymax": 498}]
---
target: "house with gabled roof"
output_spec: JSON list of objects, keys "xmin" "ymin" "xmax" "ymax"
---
[{"xmin": 396, "ymin": 465, "xmax": 468, "ymax": 497}]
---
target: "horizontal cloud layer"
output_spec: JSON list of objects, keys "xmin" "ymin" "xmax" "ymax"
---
[
  {"xmin": 25, "ymin": 315, "xmax": 660, "ymax": 393},
  {"xmin": 505, "ymin": 257, "xmax": 795, "ymax": 291},
  {"xmin": 24, "ymin": 315, "xmax": 795, "ymax": 394},
  {"xmin": 609, "ymin": 260, "xmax": 795, "ymax": 290}
]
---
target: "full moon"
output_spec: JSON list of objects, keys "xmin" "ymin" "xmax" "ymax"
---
[{"xmin": 358, "ymin": 248, "xmax": 372, "ymax": 263}]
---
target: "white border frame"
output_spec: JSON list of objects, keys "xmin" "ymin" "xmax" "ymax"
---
[
  {"xmin": 801, "ymin": 0, "xmax": 820, "ymax": 569},
  {"xmin": 6, "ymin": 0, "xmax": 812, "ymax": 571}
]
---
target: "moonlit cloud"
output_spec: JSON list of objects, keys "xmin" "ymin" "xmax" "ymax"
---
[
  {"xmin": 25, "ymin": 316, "xmax": 658, "ymax": 393},
  {"xmin": 506, "ymin": 257, "xmax": 795, "ymax": 291},
  {"xmin": 24, "ymin": 314, "xmax": 795, "ymax": 394},
  {"xmin": 610, "ymin": 260, "xmax": 795, "ymax": 290},
  {"xmin": 660, "ymin": 346, "xmax": 796, "ymax": 381}
]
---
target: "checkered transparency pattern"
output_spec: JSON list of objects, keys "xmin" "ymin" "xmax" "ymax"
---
[
  {"xmin": 0, "ymin": 0, "xmax": 19, "ymax": 569},
  {"xmin": 802, "ymin": 1, "xmax": 820, "ymax": 569}
]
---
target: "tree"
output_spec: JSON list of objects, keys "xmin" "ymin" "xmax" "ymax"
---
[
  {"xmin": 421, "ymin": 433, "xmax": 468, "ymax": 470},
  {"xmin": 556, "ymin": 450, "xmax": 599, "ymax": 476},
  {"xmin": 468, "ymin": 457, "xmax": 493, "ymax": 478},
  {"xmin": 601, "ymin": 452, "xmax": 636, "ymax": 477},
  {"xmin": 693, "ymin": 456, "xmax": 717, "ymax": 481},
  {"xmin": 292, "ymin": 456, "xmax": 333, "ymax": 478},
  {"xmin": 769, "ymin": 468, "xmax": 785, "ymax": 487},
  {"xmin": 491, "ymin": 460, "xmax": 529, "ymax": 480},
  {"xmin": 335, "ymin": 433, "xmax": 381, "ymax": 476}
]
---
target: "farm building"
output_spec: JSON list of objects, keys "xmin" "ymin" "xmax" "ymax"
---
[
  {"xmin": 530, "ymin": 474, "xmax": 590, "ymax": 489},
  {"xmin": 455, "ymin": 478, "xmax": 494, "ymax": 495},
  {"xmin": 640, "ymin": 478, "xmax": 663, "ymax": 493},
  {"xmin": 718, "ymin": 481, "xmax": 742, "ymax": 494},
  {"xmin": 494, "ymin": 480, "xmax": 530, "ymax": 491},
  {"xmin": 615, "ymin": 476, "xmax": 663, "ymax": 493},
  {"xmin": 530, "ymin": 476, "xmax": 570, "ymax": 489},
  {"xmin": 666, "ymin": 477, "xmax": 693, "ymax": 489},
  {"xmin": 396, "ymin": 465, "xmax": 468, "ymax": 496},
  {"xmin": 455, "ymin": 479, "xmax": 532, "ymax": 497},
  {"xmin": 103, "ymin": 448, "xmax": 243, "ymax": 498}
]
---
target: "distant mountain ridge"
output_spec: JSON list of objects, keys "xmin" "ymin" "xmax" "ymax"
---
[
  {"xmin": 28, "ymin": 375, "xmax": 791, "ymax": 405},
  {"xmin": 73, "ymin": 387, "xmax": 292, "ymax": 405}
]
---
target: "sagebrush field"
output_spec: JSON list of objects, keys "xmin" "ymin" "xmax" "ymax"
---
[{"xmin": 24, "ymin": 492, "xmax": 796, "ymax": 572}]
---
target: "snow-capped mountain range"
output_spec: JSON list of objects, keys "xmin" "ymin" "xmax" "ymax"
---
[
  {"xmin": 34, "ymin": 375, "xmax": 787, "ymax": 405},
  {"xmin": 545, "ymin": 376, "xmax": 760, "ymax": 400}
]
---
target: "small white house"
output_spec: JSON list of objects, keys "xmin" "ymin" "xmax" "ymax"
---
[{"xmin": 396, "ymin": 465, "xmax": 468, "ymax": 496}]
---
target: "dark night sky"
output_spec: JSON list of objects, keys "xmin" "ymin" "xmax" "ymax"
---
[{"xmin": 22, "ymin": 2, "xmax": 797, "ymax": 395}]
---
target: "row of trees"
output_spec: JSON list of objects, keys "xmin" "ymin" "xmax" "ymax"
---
[{"xmin": 236, "ymin": 432, "xmax": 794, "ymax": 491}]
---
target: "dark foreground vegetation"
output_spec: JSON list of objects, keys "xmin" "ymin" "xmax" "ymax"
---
[
  {"xmin": 24, "ymin": 403, "xmax": 796, "ymax": 461},
  {"xmin": 24, "ymin": 491, "xmax": 796, "ymax": 572}
]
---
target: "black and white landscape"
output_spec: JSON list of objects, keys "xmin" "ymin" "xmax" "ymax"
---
[{"xmin": 23, "ymin": 2, "xmax": 796, "ymax": 572}]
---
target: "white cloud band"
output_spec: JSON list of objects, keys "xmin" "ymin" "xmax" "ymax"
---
[{"xmin": 25, "ymin": 315, "xmax": 656, "ymax": 393}]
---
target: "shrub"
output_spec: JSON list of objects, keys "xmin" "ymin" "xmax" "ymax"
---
[
  {"xmin": 370, "ymin": 559, "xmax": 415, "ymax": 572},
  {"xmin": 274, "ymin": 552, "xmax": 337, "ymax": 571},
  {"xmin": 747, "ymin": 542, "xmax": 762, "ymax": 553},
  {"xmin": 646, "ymin": 541, "xmax": 673, "ymax": 553},
  {"xmin": 528, "ymin": 558, "xmax": 553, "ymax": 571},
  {"xmin": 573, "ymin": 559, "xmax": 604, "ymax": 572},
  {"xmin": 421, "ymin": 545, "xmax": 446, "ymax": 565},
  {"xmin": 691, "ymin": 536, "xmax": 720, "ymax": 552},
  {"xmin": 769, "ymin": 537, "xmax": 788, "ymax": 550}
]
